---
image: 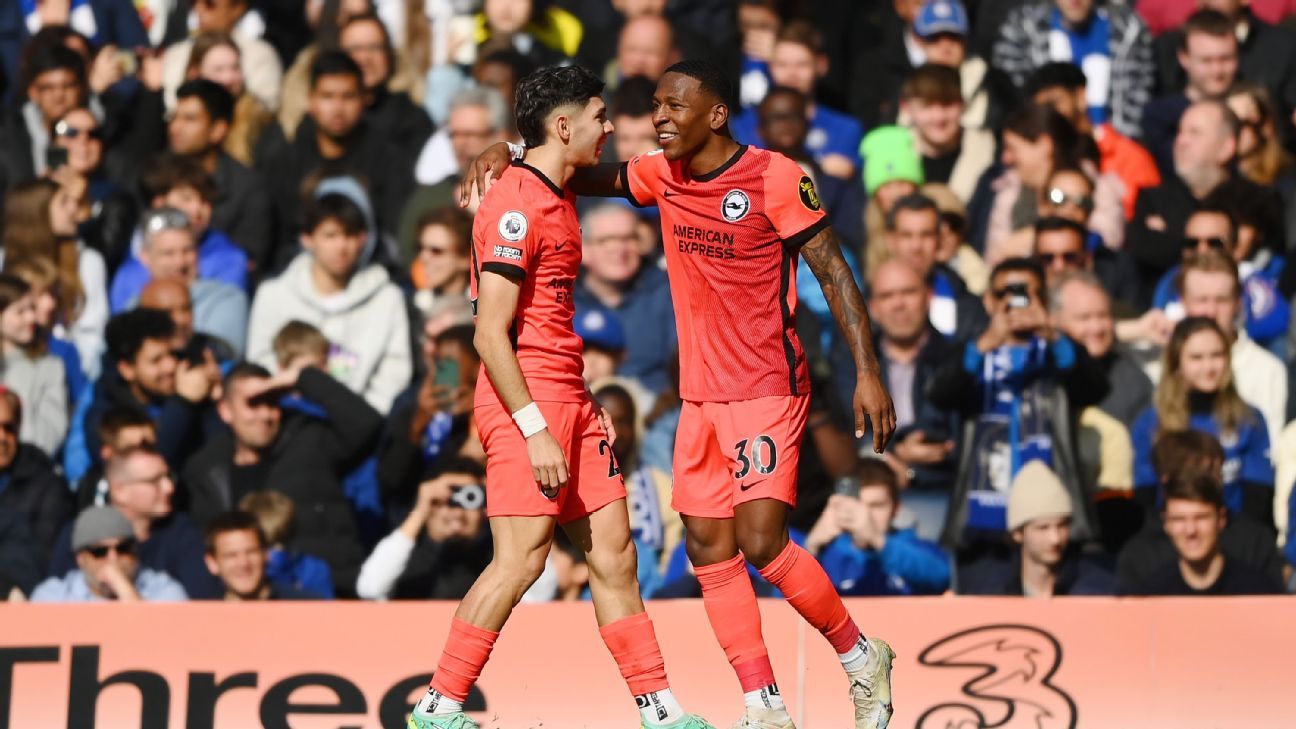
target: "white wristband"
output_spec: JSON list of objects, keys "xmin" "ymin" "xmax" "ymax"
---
[
  {"xmin": 512, "ymin": 402, "xmax": 547, "ymax": 438},
  {"xmin": 507, "ymin": 142, "xmax": 526, "ymax": 161}
]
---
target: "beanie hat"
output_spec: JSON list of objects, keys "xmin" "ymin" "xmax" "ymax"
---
[
  {"xmin": 1007, "ymin": 460, "xmax": 1073, "ymax": 531},
  {"xmin": 860, "ymin": 126, "xmax": 925, "ymax": 196}
]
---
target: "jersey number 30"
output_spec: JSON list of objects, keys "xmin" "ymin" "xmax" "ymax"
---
[{"xmin": 734, "ymin": 435, "xmax": 778, "ymax": 479}]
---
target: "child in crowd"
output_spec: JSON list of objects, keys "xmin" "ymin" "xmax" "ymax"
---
[
  {"xmin": 7, "ymin": 257, "xmax": 87, "ymax": 398},
  {"xmin": 273, "ymin": 320, "xmax": 385, "ymax": 544},
  {"xmin": 0, "ymin": 273, "xmax": 68, "ymax": 456},
  {"xmin": 239, "ymin": 490, "xmax": 335, "ymax": 599},
  {"xmin": 247, "ymin": 187, "xmax": 412, "ymax": 413}
]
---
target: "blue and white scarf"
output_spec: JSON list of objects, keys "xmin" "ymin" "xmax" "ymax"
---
[{"xmin": 24, "ymin": 0, "xmax": 100, "ymax": 43}]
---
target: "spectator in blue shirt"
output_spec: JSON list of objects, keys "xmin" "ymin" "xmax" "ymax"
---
[
  {"xmin": 119, "ymin": 206, "xmax": 249, "ymax": 357},
  {"xmin": 240, "ymin": 485, "xmax": 335, "ymax": 599},
  {"xmin": 204, "ymin": 510, "xmax": 322, "ymax": 600},
  {"xmin": 1150, "ymin": 206, "xmax": 1288, "ymax": 354},
  {"xmin": 1131, "ymin": 316, "xmax": 1274, "ymax": 528},
  {"xmin": 731, "ymin": 21, "xmax": 863, "ymax": 180},
  {"xmin": 804, "ymin": 460, "xmax": 951, "ymax": 596},
  {"xmin": 110, "ymin": 155, "xmax": 248, "ymax": 312},
  {"xmin": 31, "ymin": 506, "xmax": 187, "ymax": 603},
  {"xmin": 574, "ymin": 203, "xmax": 675, "ymax": 395}
]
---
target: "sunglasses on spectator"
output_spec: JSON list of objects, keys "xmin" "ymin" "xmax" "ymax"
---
[
  {"xmin": 1182, "ymin": 236, "xmax": 1228, "ymax": 252},
  {"xmin": 83, "ymin": 540, "xmax": 136, "ymax": 558},
  {"xmin": 1036, "ymin": 251, "xmax": 1085, "ymax": 266},
  {"xmin": 1046, "ymin": 188, "xmax": 1094, "ymax": 212},
  {"xmin": 419, "ymin": 244, "xmax": 451, "ymax": 257},
  {"xmin": 142, "ymin": 208, "xmax": 191, "ymax": 235},
  {"xmin": 53, "ymin": 120, "xmax": 102, "ymax": 140}
]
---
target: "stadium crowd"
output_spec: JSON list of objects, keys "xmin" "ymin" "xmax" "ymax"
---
[{"xmin": 2, "ymin": 0, "xmax": 1296, "ymax": 603}]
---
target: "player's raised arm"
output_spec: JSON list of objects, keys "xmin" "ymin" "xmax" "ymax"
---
[
  {"xmin": 460, "ymin": 142, "xmax": 625, "ymax": 205},
  {"xmin": 473, "ymin": 271, "xmax": 569, "ymax": 494},
  {"xmin": 800, "ymin": 225, "xmax": 897, "ymax": 453}
]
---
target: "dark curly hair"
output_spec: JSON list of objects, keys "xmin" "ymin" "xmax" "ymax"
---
[{"xmin": 514, "ymin": 64, "xmax": 605, "ymax": 149}]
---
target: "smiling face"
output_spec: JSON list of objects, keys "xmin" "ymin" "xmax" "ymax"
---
[
  {"xmin": 53, "ymin": 108, "xmax": 102, "ymax": 175},
  {"xmin": 340, "ymin": 18, "xmax": 391, "ymax": 91},
  {"xmin": 1164, "ymin": 497, "xmax": 1225, "ymax": 564},
  {"xmin": 1177, "ymin": 328, "xmax": 1229, "ymax": 393},
  {"xmin": 1181, "ymin": 269, "xmax": 1240, "ymax": 337},
  {"xmin": 219, "ymin": 375, "xmax": 283, "ymax": 450},
  {"xmin": 869, "ymin": 259, "xmax": 930, "ymax": 343},
  {"xmin": 1053, "ymin": 279, "xmax": 1113, "ymax": 359},
  {"xmin": 652, "ymin": 72, "xmax": 726, "ymax": 162},
  {"xmin": 769, "ymin": 41, "xmax": 818, "ymax": 95},
  {"xmin": 886, "ymin": 207, "xmax": 940, "ymax": 277},
  {"xmin": 206, "ymin": 528, "xmax": 268, "ymax": 598},
  {"xmin": 1, "ymin": 293, "xmax": 38, "ymax": 349},
  {"xmin": 562, "ymin": 96, "xmax": 614, "ymax": 166},
  {"xmin": 141, "ymin": 228, "xmax": 199, "ymax": 282},
  {"xmin": 109, "ymin": 451, "xmax": 175, "ymax": 521},
  {"xmin": 197, "ymin": 44, "xmax": 244, "ymax": 97}
]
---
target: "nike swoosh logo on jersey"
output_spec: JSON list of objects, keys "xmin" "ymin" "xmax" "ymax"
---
[
  {"xmin": 555, "ymin": 242, "xmax": 567, "ymax": 251},
  {"xmin": 662, "ymin": 189, "xmax": 675, "ymax": 198},
  {"xmin": 739, "ymin": 480, "xmax": 765, "ymax": 492}
]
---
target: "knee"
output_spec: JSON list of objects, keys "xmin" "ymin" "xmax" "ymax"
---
[
  {"xmin": 685, "ymin": 530, "xmax": 737, "ymax": 568},
  {"xmin": 492, "ymin": 545, "xmax": 550, "ymax": 591},
  {"xmin": 737, "ymin": 530, "xmax": 789, "ymax": 571},
  {"xmin": 585, "ymin": 534, "xmax": 637, "ymax": 585}
]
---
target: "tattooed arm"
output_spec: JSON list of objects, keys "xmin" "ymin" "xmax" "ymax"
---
[{"xmin": 800, "ymin": 225, "xmax": 897, "ymax": 453}]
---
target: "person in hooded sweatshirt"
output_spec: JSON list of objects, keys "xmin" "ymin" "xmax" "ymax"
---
[{"xmin": 245, "ymin": 182, "xmax": 412, "ymax": 414}]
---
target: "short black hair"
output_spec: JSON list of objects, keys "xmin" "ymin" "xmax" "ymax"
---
[
  {"xmin": 310, "ymin": 49, "xmax": 364, "ymax": 90},
  {"xmin": 97, "ymin": 405, "xmax": 155, "ymax": 443},
  {"xmin": 204, "ymin": 510, "xmax": 267, "ymax": 554},
  {"xmin": 140, "ymin": 154, "xmax": 218, "ymax": 203},
  {"xmin": 303, "ymin": 192, "xmax": 368, "ymax": 236},
  {"xmin": 1026, "ymin": 62, "xmax": 1087, "ymax": 97},
  {"xmin": 1034, "ymin": 216, "xmax": 1088, "ymax": 245},
  {"xmin": 611, "ymin": 75, "xmax": 656, "ymax": 118},
  {"xmin": 758, "ymin": 85, "xmax": 808, "ymax": 114},
  {"xmin": 662, "ymin": 59, "xmax": 734, "ymax": 109},
  {"xmin": 1163, "ymin": 471, "xmax": 1225, "ymax": 509},
  {"xmin": 435, "ymin": 455, "xmax": 487, "ymax": 480},
  {"xmin": 221, "ymin": 361, "xmax": 273, "ymax": 400},
  {"xmin": 176, "ymin": 79, "xmax": 235, "ymax": 125},
  {"xmin": 1188, "ymin": 202, "xmax": 1239, "ymax": 242},
  {"xmin": 514, "ymin": 64, "xmax": 606, "ymax": 149},
  {"xmin": 105, "ymin": 309, "xmax": 176, "ymax": 364},
  {"xmin": 990, "ymin": 256, "xmax": 1047, "ymax": 292},
  {"xmin": 884, "ymin": 193, "xmax": 939, "ymax": 232},
  {"xmin": 22, "ymin": 41, "xmax": 86, "ymax": 92}
]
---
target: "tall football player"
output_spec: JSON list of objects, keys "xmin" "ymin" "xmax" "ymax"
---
[{"xmin": 410, "ymin": 65, "xmax": 714, "ymax": 729}]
